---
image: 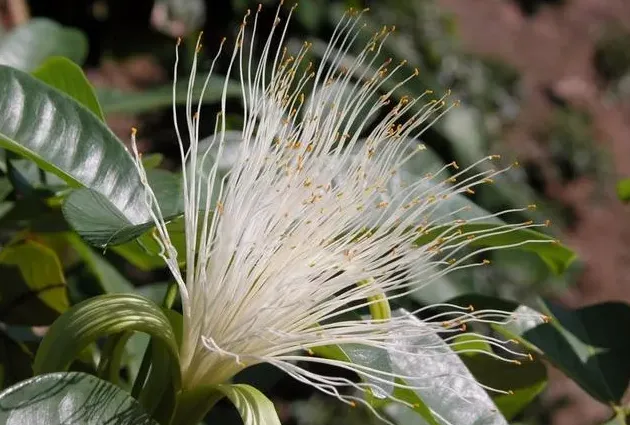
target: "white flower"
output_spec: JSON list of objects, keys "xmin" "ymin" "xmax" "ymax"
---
[{"xmin": 130, "ymin": 4, "xmax": 549, "ymax": 421}]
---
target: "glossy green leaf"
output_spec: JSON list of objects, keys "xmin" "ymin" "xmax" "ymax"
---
[
  {"xmin": 415, "ymin": 223, "xmax": 576, "ymax": 274},
  {"xmin": 616, "ymin": 178, "xmax": 630, "ymax": 202},
  {"xmin": 0, "ymin": 19, "xmax": 87, "ymax": 71},
  {"xmin": 0, "ymin": 372, "xmax": 158, "ymax": 424},
  {"xmin": 387, "ymin": 309, "xmax": 508, "ymax": 425},
  {"xmin": 0, "ymin": 65, "xmax": 152, "ymax": 227},
  {"xmin": 0, "ymin": 240, "xmax": 68, "ymax": 325},
  {"xmin": 33, "ymin": 293, "xmax": 180, "ymax": 392},
  {"xmin": 63, "ymin": 168, "xmax": 182, "ymax": 247},
  {"xmin": 448, "ymin": 295, "xmax": 630, "ymax": 406},
  {"xmin": 521, "ymin": 301, "xmax": 630, "ymax": 405},
  {"xmin": 217, "ymin": 384, "xmax": 281, "ymax": 425},
  {"xmin": 96, "ymin": 76, "xmax": 241, "ymax": 114},
  {"xmin": 312, "ymin": 343, "xmax": 394, "ymax": 402},
  {"xmin": 32, "ymin": 56, "xmax": 104, "ymax": 120}
]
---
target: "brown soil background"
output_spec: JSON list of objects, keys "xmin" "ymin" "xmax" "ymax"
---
[{"xmin": 437, "ymin": 1, "xmax": 630, "ymax": 423}]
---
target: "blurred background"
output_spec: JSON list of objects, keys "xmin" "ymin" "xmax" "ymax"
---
[{"xmin": 4, "ymin": 0, "xmax": 630, "ymax": 424}]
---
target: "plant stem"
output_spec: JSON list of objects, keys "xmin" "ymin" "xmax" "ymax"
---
[
  {"xmin": 170, "ymin": 387, "xmax": 224, "ymax": 425},
  {"xmin": 131, "ymin": 281, "xmax": 179, "ymax": 398}
]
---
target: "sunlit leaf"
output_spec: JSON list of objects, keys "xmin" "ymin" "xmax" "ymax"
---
[
  {"xmin": 0, "ymin": 372, "xmax": 158, "ymax": 424},
  {"xmin": 33, "ymin": 293, "xmax": 180, "ymax": 391},
  {"xmin": 0, "ymin": 65, "xmax": 152, "ymax": 226},
  {"xmin": 217, "ymin": 384, "xmax": 281, "ymax": 425},
  {"xmin": 387, "ymin": 309, "xmax": 508, "ymax": 425},
  {"xmin": 63, "ymin": 169, "xmax": 182, "ymax": 247},
  {"xmin": 312, "ymin": 344, "xmax": 394, "ymax": 402},
  {"xmin": 0, "ymin": 240, "xmax": 68, "ymax": 326},
  {"xmin": 32, "ymin": 56, "xmax": 104, "ymax": 120}
]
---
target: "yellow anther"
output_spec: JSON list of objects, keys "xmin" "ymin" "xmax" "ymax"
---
[
  {"xmin": 131, "ymin": 127, "xmax": 137, "ymax": 136},
  {"xmin": 527, "ymin": 204, "xmax": 537, "ymax": 210},
  {"xmin": 544, "ymin": 219, "xmax": 552, "ymax": 227},
  {"xmin": 482, "ymin": 259, "xmax": 491, "ymax": 265}
]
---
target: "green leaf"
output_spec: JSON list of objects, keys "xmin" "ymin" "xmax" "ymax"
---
[
  {"xmin": 391, "ymin": 379, "xmax": 440, "ymax": 425},
  {"xmin": 415, "ymin": 223, "xmax": 576, "ymax": 274},
  {"xmin": 0, "ymin": 331, "xmax": 33, "ymax": 388},
  {"xmin": 387, "ymin": 308, "xmax": 508, "ymax": 425},
  {"xmin": 111, "ymin": 239, "xmax": 169, "ymax": 271},
  {"xmin": 0, "ymin": 240, "xmax": 68, "ymax": 326},
  {"xmin": 66, "ymin": 234, "xmax": 135, "ymax": 293},
  {"xmin": 521, "ymin": 301, "xmax": 630, "ymax": 405},
  {"xmin": 142, "ymin": 153, "xmax": 165, "ymax": 169},
  {"xmin": 63, "ymin": 168, "xmax": 182, "ymax": 247},
  {"xmin": 616, "ymin": 178, "xmax": 630, "ymax": 202},
  {"xmin": 217, "ymin": 384, "xmax": 281, "ymax": 425},
  {"xmin": 451, "ymin": 333, "xmax": 493, "ymax": 356},
  {"xmin": 32, "ymin": 56, "xmax": 104, "ymax": 120},
  {"xmin": 96, "ymin": 76, "xmax": 241, "ymax": 114},
  {"xmin": 110, "ymin": 216, "xmax": 186, "ymax": 269},
  {"xmin": 494, "ymin": 381, "xmax": 546, "ymax": 421},
  {"xmin": 33, "ymin": 293, "xmax": 180, "ymax": 393},
  {"xmin": 312, "ymin": 344, "xmax": 394, "ymax": 402},
  {"xmin": 459, "ymin": 347, "xmax": 547, "ymax": 420},
  {"xmin": 0, "ymin": 19, "xmax": 87, "ymax": 71},
  {"xmin": 0, "ymin": 65, "xmax": 152, "ymax": 227},
  {"xmin": 0, "ymin": 371, "xmax": 158, "ymax": 424},
  {"xmin": 448, "ymin": 295, "xmax": 630, "ymax": 406}
]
